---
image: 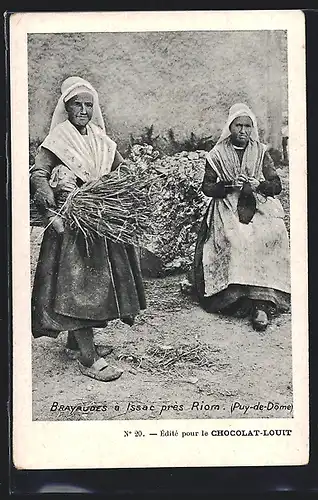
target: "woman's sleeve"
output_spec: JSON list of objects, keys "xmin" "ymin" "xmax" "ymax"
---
[
  {"xmin": 201, "ymin": 160, "xmax": 226, "ymax": 198},
  {"xmin": 257, "ymin": 150, "xmax": 282, "ymax": 197},
  {"xmin": 110, "ymin": 150, "xmax": 126, "ymax": 172},
  {"xmin": 30, "ymin": 147, "xmax": 59, "ymax": 217}
]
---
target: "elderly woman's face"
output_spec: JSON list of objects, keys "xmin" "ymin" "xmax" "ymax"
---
[
  {"xmin": 229, "ymin": 116, "xmax": 253, "ymax": 147},
  {"xmin": 65, "ymin": 92, "xmax": 94, "ymax": 129}
]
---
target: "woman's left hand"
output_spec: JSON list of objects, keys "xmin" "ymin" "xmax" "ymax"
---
[{"xmin": 248, "ymin": 177, "xmax": 260, "ymax": 191}]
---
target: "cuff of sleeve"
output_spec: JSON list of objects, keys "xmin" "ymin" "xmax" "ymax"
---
[{"xmin": 257, "ymin": 181, "xmax": 274, "ymax": 197}]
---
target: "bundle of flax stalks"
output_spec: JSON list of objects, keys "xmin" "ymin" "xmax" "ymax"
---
[{"xmin": 59, "ymin": 164, "xmax": 162, "ymax": 249}]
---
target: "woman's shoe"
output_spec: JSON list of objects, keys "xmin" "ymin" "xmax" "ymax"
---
[
  {"xmin": 78, "ymin": 358, "xmax": 123, "ymax": 382},
  {"xmin": 252, "ymin": 307, "xmax": 269, "ymax": 331}
]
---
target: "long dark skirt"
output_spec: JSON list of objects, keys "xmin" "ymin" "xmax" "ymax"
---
[
  {"xmin": 193, "ymin": 213, "xmax": 290, "ymax": 317},
  {"xmin": 32, "ymin": 225, "xmax": 146, "ymax": 338}
]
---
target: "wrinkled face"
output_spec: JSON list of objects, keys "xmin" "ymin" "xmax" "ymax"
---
[
  {"xmin": 65, "ymin": 92, "xmax": 94, "ymax": 129},
  {"xmin": 229, "ymin": 115, "xmax": 253, "ymax": 147}
]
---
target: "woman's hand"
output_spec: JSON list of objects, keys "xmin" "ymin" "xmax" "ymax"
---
[
  {"xmin": 236, "ymin": 174, "xmax": 249, "ymax": 186},
  {"xmin": 56, "ymin": 175, "xmax": 77, "ymax": 192},
  {"xmin": 236, "ymin": 174, "xmax": 260, "ymax": 191},
  {"xmin": 57, "ymin": 177, "xmax": 77, "ymax": 191},
  {"xmin": 50, "ymin": 165, "xmax": 78, "ymax": 192},
  {"xmin": 248, "ymin": 177, "xmax": 260, "ymax": 191},
  {"xmin": 48, "ymin": 215, "xmax": 64, "ymax": 234}
]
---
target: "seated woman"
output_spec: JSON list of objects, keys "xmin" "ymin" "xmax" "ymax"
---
[
  {"xmin": 194, "ymin": 103, "xmax": 290, "ymax": 331},
  {"xmin": 31, "ymin": 76, "xmax": 146, "ymax": 381}
]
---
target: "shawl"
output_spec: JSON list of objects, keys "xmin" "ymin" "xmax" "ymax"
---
[{"xmin": 207, "ymin": 137, "xmax": 266, "ymax": 183}]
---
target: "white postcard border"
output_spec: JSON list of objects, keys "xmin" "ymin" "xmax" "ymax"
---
[{"xmin": 10, "ymin": 10, "xmax": 308, "ymax": 469}]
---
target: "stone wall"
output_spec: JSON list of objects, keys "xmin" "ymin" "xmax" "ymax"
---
[{"xmin": 28, "ymin": 30, "xmax": 288, "ymax": 154}]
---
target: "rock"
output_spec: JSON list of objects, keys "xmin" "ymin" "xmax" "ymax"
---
[
  {"xmin": 139, "ymin": 247, "xmax": 164, "ymax": 278},
  {"xmin": 180, "ymin": 157, "xmax": 190, "ymax": 164},
  {"xmin": 164, "ymin": 258, "xmax": 182, "ymax": 270},
  {"xmin": 179, "ymin": 278, "xmax": 194, "ymax": 295},
  {"xmin": 131, "ymin": 144, "xmax": 143, "ymax": 156},
  {"xmin": 188, "ymin": 152, "xmax": 199, "ymax": 160},
  {"xmin": 178, "ymin": 164, "xmax": 185, "ymax": 175},
  {"xmin": 186, "ymin": 376, "xmax": 199, "ymax": 384}
]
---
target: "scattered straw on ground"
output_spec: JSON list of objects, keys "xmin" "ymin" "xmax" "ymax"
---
[{"xmin": 117, "ymin": 342, "xmax": 221, "ymax": 373}]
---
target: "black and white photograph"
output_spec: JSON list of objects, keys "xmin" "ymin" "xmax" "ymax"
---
[{"xmin": 10, "ymin": 10, "xmax": 308, "ymax": 469}]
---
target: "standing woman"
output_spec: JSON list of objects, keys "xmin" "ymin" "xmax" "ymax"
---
[
  {"xmin": 31, "ymin": 76, "xmax": 146, "ymax": 381},
  {"xmin": 194, "ymin": 103, "xmax": 290, "ymax": 331}
]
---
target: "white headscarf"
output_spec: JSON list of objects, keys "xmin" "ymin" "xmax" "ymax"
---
[
  {"xmin": 217, "ymin": 103, "xmax": 259, "ymax": 144},
  {"xmin": 49, "ymin": 76, "xmax": 106, "ymax": 133}
]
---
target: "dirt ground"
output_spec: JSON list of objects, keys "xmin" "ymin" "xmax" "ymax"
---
[{"xmin": 30, "ymin": 227, "xmax": 293, "ymax": 422}]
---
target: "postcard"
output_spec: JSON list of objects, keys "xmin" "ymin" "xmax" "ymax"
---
[{"xmin": 10, "ymin": 9, "xmax": 308, "ymax": 469}]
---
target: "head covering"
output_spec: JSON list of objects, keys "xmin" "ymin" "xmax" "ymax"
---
[
  {"xmin": 217, "ymin": 103, "xmax": 259, "ymax": 144},
  {"xmin": 49, "ymin": 76, "xmax": 106, "ymax": 133}
]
